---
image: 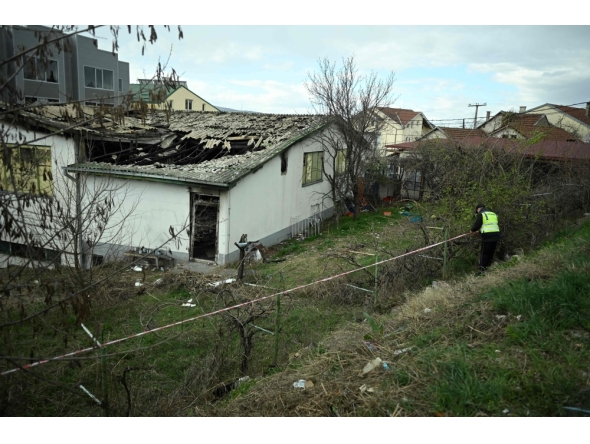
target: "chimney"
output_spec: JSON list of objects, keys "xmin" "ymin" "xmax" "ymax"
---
[
  {"xmin": 519, "ymin": 106, "xmax": 526, "ymax": 113},
  {"xmin": 586, "ymin": 102, "xmax": 590, "ymax": 118},
  {"xmin": 486, "ymin": 111, "xmax": 491, "ymax": 121}
]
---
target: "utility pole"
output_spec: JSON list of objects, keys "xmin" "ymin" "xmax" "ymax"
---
[{"xmin": 468, "ymin": 103, "xmax": 487, "ymax": 129}]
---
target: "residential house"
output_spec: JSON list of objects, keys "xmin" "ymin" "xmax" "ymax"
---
[
  {"xmin": 2, "ymin": 106, "xmax": 334, "ymax": 267},
  {"xmin": 479, "ymin": 112, "xmax": 577, "ymax": 142},
  {"xmin": 0, "ymin": 25, "xmax": 130, "ymax": 106},
  {"xmin": 129, "ymin": 78, "xmax": 219, "ymax": 112},
  {"xmin": 372, "ymin": 107, "xmax": 435, "ymax": 150},
  {"xmin": 420, "ymin": 126, "xmax": 487, "ymax": 141},
  {"xmin": 524, "ymin": 103, "xmax": 590, "ymax": 143}
]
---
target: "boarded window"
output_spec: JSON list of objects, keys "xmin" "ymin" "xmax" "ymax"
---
[
  {"xmin": 302, "ymin": 151, "xmax": 323, "ymax": 185},
  {"xmin": 0, "ymin": 144, "xmax": 53, "ymax": 196}
]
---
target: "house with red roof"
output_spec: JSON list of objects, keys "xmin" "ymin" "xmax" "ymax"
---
[
  {"xmin": 372, "ymin": 107, "xmax": 435, "ymax": 150},
  {"xmin": 524, "ymin": 103, "xmax": 590, "ymax": 143}
]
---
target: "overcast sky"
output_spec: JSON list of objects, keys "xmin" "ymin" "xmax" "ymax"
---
[{"xmin": 54, "ymin": 4, "xmax": 590, "ymax": 124}]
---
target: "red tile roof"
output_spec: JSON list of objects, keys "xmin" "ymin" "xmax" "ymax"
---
[
  {"xmin": 437, "ymin": 126, "xmax": 487, "ymax": 139},
  {"xmin": 386, "ymin": 137, "xmax": 590, "ymax": 161},
  {"xmin": 552, "ymin": 104, "xmax": 590, "ymax": 127},
  {"xmin": 492, "ymin": 113, "xmax": 577, "ymax": 141},
  {"xmin": 377, "ymin": 107, "xmax": 421, "ymax": 126}
]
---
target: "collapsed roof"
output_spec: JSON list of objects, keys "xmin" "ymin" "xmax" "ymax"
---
[{"xmin": 4, "ymin": 105, "xmax": 325, "ymax": 187}]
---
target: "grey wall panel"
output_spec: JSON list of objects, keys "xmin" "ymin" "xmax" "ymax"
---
[{"xmin": 23, "ymin": 81, "xmax": 60, "ymax": 99}]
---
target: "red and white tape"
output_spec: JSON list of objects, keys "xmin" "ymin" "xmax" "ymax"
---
[{"xmin": 1, "ymin": 232, "xmax": 469, "ymax": 376}]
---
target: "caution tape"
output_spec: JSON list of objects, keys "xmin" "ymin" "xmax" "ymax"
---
[{"xmin": 1, "ymin": 232, "xmax": 470, "ymax": 376}]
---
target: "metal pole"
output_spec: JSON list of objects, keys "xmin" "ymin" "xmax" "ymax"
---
[{"xmin": 469, "ymin": 103, "xmax": 487, "ymax": 129}]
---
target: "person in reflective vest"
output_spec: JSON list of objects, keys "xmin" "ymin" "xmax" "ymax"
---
[{"xmin": 470, "ymin": 203, "xmax": 500, "ymax": 273}]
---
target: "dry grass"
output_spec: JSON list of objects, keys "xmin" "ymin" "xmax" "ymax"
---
[{"xmin": 212, "ymin": 227, "xmax": 590, "ymax": 417}]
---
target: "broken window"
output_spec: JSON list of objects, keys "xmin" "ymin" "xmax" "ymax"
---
[
  {"xmin": 281, "ymin": 151, "xmax": 288, "ymax": 174},
  {"xmin": 23, "ymin": 57, "xmax": 58, "ymax": 83},
  {"xmin": 302, "ymin": 151, "xmax": 323, "ymax": 185},
  {"xmin": 0, "ymin": 144, "xmax": 52, "ymax": 196}
]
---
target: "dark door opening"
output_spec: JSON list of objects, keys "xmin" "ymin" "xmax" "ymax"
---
[{"xmin": 190, "ymin": 193, "xmax": 219, "ymax": 261}]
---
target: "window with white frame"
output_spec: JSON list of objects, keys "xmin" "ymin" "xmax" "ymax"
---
[
  {"xmin": 84, "ymin": 66, "xmax": 114, "ymax": 90},
  {"xmin": 185, "ymin": 99, "xmax": 193, "ymax": 110},
  {"xmin": 23, "ymin": 57, "xmax": 58, "ymax": 83},
  {"xmin": 302, "ymin": 151, "xmax": 323, "ymax": 185},
  {"xmin": 0, "ymin": 144, "xmax": 53, "ymax": 196}
]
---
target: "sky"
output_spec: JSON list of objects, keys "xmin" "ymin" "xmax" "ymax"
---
[{"xmin": 31, "ymin": 3, "xmax": 590, "ymax": 126}]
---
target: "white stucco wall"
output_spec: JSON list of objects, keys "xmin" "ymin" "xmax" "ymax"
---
[
  {"xmin": 220, "ymin": 135, "xmax": 334, "ymax": 263},
  {"xmin": 81, "ymin": 175, "xmax": 192, "ymax": 262}
]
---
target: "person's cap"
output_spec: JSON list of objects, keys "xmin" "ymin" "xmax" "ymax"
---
[{"xmin": 475, "ymin": 203, "xmax": 485, "ymax": 213}]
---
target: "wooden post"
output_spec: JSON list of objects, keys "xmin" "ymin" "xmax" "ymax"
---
[
  {"xmin": 100, "ymin": 328, "xmax": 109, "ymax": 417},
  {"xmin": 235, "ymin": 234, "xmax": 247, "ymax": 281},
  {"xmin": 374, "ymin": 251, "xmax": 379, "ymax": 306},
  {"xmin": 443, "ymin": 227, "xmax": 449, "ymax": 280}
]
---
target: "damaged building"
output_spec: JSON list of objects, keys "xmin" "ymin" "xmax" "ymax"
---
[{"xmin": 2, "ymin": 104, "xmax": 335, "ymax": 266}]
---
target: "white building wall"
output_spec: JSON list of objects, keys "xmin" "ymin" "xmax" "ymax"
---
[
  {"xmin": 81, "ymin": 176, "xmax": 192, "ymax": 262},
  {"xmin": 220, "ymin": 136, "xmax": 334, "ymax": 264}
]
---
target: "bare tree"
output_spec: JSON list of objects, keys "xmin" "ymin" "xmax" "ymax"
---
[
  {"xmin": 306, "ymin": 56, "xmax": 396, "ymax": 222},
  {"xmin": 0, "ymin": 25, "xmax": 187, "ymax": 401}
]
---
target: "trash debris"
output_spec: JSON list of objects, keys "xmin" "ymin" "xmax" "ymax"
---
[
  {"xmin": 208, "ymin": 278, "xmax": 237, "ymax": 287},
  {"xmin": 153, "ymin": 278, "xmax": 163, "ymax": 286},
  {"xmin": 423, "ymin": 308, "xmax": 432, "ymax": 314},
  {"xmin": 383, "ymin": 212, "xmax": 392, "ymax": 217},
  {"xmin": 393, "ymin": 347, "xmax": 413, "ymax": 356},
  {"xmin": 495, "ymin": 350, "xmax": 501, "ymax": 353},
  {"xmin": 359, "ymin": 384, "xmax": 375, "ymax": 394},
  {"xmin": 135, "ymin": 279, "xmax": 143, "ymax": 287},
  {"xmin": 502, "ymin": 409, "xmax": 509, "ymax": 414},
  {"xmin": 410, "ymin": 216, "xmax": 423, "ymax": 223},
  {"xmin": 362, "ymin": 357, "xmax": 382, "ymax": 374},
  {"xmin": 363, "ymin": 341, "xmax": 378, "ymax": 351},
  {"xmin": 235, "ymin": 376, "xmax": 250, "ymax": 387},
  {"xmin": 516, "ymin": 315, "xmax": 522, "ymax": 321},
  {"xmin": 495, "ymin": 315, "xmax": 506, "ymax": 320},
  {"xmin": 293, "ymin": 379, "xmax": 314, "ymax": 389},
  {"xmin": 181, "ymin": 303, "xmax": 196, "ymax": 307},
  {"xmin": 382, "ymin": 362, "xmax": 391, "ymax": 371},
  {"xmin": 132, "ymin": 266, "xmax": 143, "ymax": 272}
]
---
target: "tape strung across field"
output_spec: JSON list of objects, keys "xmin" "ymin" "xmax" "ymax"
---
[{"xmin": 1, "ymin": 232, "xmax": 470, "ymax": 377}]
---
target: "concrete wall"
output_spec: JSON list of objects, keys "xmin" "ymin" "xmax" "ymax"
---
[
  {"xmin": 218, "ymin": 135, "xmax": 334, "ymax": 264},
  {"xmin": 81, "ymin": 176, "xmax": 192, "ymax": 263}
]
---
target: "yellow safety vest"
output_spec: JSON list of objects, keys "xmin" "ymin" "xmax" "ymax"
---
[{"xmin": 480, "ymin": 211, "xmax": 500, "ymax": 234}]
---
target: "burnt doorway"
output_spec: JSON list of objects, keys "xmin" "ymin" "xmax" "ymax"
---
[{"xmin": 190, "ymin": 193, "xmax": 219, "ymax": 262}]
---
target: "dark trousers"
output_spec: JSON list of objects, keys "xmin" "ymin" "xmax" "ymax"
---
[{"xmin": 480, "ymin": 240, "xmax": 498, "ymax": 271}]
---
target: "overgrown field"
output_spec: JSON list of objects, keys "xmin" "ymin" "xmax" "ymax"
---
[{"xmin": 1, "ymin": 207, "xmax": 589, "ymax": 416}]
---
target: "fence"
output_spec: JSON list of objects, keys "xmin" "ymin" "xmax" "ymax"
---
[{"xmin": 290, "ymin": 212, "xmax": 322, "ymax": 239}]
